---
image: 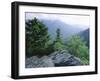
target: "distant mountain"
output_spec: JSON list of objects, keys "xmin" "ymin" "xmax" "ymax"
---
[
  {"xmin": 39, "ymin": 19, "xmax": 88, "ymax": 40},
  {"xmin": 79, "ymin": 28, "xmax": 89, "ymax": 47}
]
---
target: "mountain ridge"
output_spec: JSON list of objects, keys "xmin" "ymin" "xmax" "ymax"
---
[{"xmin": 39, "ymin": 18, "xmax": 89, "ymax": 40}]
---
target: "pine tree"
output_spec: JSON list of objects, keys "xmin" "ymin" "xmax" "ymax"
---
[
  {"xmin": 56, "ymin": 28, "xmax": 62, "ymax": 43},
  {"xmin": 26, "ymin": 17, "xmax": 50, "ymax": 57},
  {"xmin": 53, "ymin": 28, "xmax": 65, "ymax": 51}
]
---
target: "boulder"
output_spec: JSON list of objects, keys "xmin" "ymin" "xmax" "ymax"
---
[
  {"xmin": 49, "ymin": 50, "xmax": 82, "ymax": 66},
  {"xmin": 25, "ymin": 56, "xmax": 54, "ymax": 68},
  {"xmin": 25, "ymin": 50, "xmax": 82, "ymax": 68}
]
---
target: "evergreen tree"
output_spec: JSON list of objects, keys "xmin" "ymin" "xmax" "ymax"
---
[
  {"xmin": 26, "ymin": 17, "xmax": 50, "ymax": 57},
  {"xmin": 53, "ymin": 28, "xmax": 65, "ymax": 51},
  {"xmin": 56, "ymin": 29, "xmax": 60, "ymax": 41},
  {"xmin": 55, "ymin": 28, "xmax": 62, "ymax": 43}
]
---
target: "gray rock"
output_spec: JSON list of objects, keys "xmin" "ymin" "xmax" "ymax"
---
[
  {"xmin": 40, "ymin": 56, "xmax": 54, "ymax": 67},
  {"xmin": 25, "ymin": 56, "xmax": 40, "ymax": 68},
  {"xmin": 25, "ymin": 50, "xmax": 82, "ymax": 68},
  {"xmin": 49, "ymin": 50, "xmax": 82, "ymax": 66},
  {"xmin": 25, "ymin": 55, "xmax": 54, "ymax": 68}
]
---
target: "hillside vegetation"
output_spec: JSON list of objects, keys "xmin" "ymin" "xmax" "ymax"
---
[{"xmin": 26, "ymin": 18, "xmax": 89, "ymax": 65}]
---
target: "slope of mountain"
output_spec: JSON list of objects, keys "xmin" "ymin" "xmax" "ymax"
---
[
  {"xmin": 79, "ymin": 28, "xmax": 89, "ymax": 47},
  {"xmin": 40, "ymin": 19, "xmax": 88, "ymax": 40}
]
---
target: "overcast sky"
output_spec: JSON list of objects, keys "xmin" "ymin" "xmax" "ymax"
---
[{"xmin": 25, "ymin": 12, "xmax": 90, "ymax": 28}]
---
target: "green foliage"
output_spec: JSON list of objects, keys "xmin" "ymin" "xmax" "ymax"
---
[
  {"xmin": 56, "ymin": 29, "xmax": 62, "ymax": 43},
  {"xmin": 53, "ymin": 42, "xmax": 66, "ymax": 51},
  {"xmin": 52, "ymin": 28, "xmax": 66, "ymax": 51},
  {"xmin": 66, "ymin": 35, "xmax": 89, "ymax": 65},
  {"xmin": 26, "ymin": 17, "xmax": 50, "ymax": 57}
]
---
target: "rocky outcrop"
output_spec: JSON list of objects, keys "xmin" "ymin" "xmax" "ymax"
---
[
  {"xmin": 26, "ymin": 56, "xmax": 54, "ymax": 68},
  {"xmin": 26, "ymin": 50, "xmax": 82, "ymax": 68},
  {"xmin": 49, "ymin": 50, "xmax": 82, "ymax": 66}
]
